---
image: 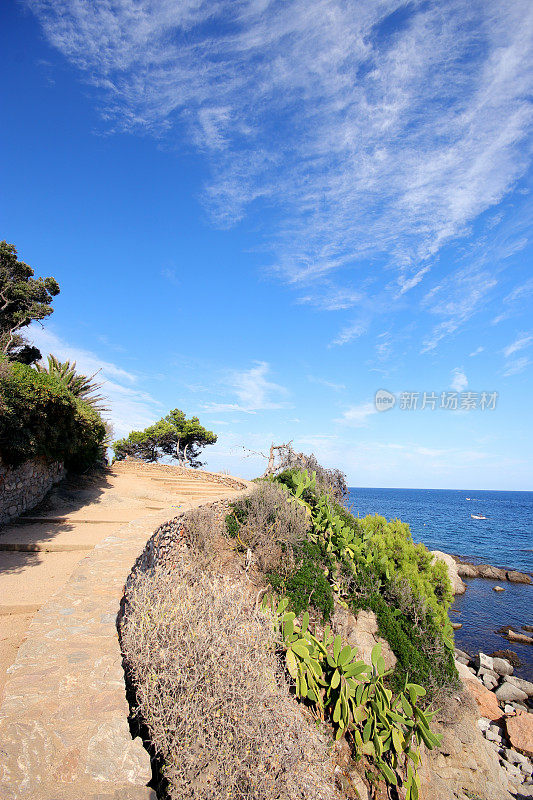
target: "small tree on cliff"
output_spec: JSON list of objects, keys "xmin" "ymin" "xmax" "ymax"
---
[
  {"xmin": 113, "ymin": 409, "xmax": 217, "ymax": 468},
  {"xmin": 0, "ymin": 241, "xmax": 60, "ymax": 363}
]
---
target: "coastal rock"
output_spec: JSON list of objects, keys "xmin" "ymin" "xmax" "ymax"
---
[
  {"xmin": 491, "ymin": 649, "xmax": 522, "ymax": 668},
  {"xmin": 493, "ymin": 585, "xmax": 505, "ymax": 592},
  {"xmin": 452, "ymin": 622, "xmax": 463, "ymax": 630},
  {"xmin": 431, "ymin": 551, "xmax": 466, "ymax": 594},
  {"xmin": 478, "ymin": 564, "xmax": 508, "ymax": 581},
  {"xmin": 506, "ymin": 570, "xmax": 532, "ymax": 585},
  {"xmin": 502, "ymin": 747, "xmax": 528, "ymax": 766},
  {"xmin": 456, "ymin": 561, "xmax": 479, "ymax": 578},
  {"xmin": 523, "ymin": 625, "xmax": 533, "ymax": 633},
  {"xmin": 492, "ymin": 657, "xmax": 514, "ymax": 677},
  {"xmin": 505, "ymin": 711, "xmax": 533, "ymax": 757},
  {"xmin": 503, "ymin": 675, "xmax": 533, "ymax": 696},
  {"xmin": 483, "ymin": 674, "xmax": 499, "ymax": 691},
  {"xmin": 419, "ymin": 691, "xmax": 513, "ymax": 800},
  {"xmin": 456, "ymin": 661, "xmax": 502, "ymax": 721},
  {"xmin": 331, "ymin": 606, "xmax": 397, "ymax": 671},
  {"xmin": 455, "ymin": 648, "xmax": 471, "ymax": 662},
  {"xmin": 476, "ymin": 653, "xmax": 494, "ymax": 672},
  {"xmin": 506, "ymin": 630, "xmax": 533, "ymax": 645},
  {"xmin": 495, "ymin": 683, "xmax": 529, "ymax": 704}
]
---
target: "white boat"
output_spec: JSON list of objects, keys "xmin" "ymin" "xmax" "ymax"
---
[{"xmin": 471, "ymin": 513, "xmax": 487, "ymax": 520}]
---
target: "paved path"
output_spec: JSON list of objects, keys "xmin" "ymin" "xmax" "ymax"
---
[{"xmin": 0, "ymin": 462, "xmax": 250, "ymax": 799}]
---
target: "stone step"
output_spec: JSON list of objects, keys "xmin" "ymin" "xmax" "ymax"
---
[{"xmin": 0, "ymin": 521, "xmax": 126, "ymax": 552}]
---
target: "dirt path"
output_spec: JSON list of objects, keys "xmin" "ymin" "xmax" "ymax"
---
[{"xmin": 0, "ymin": 462, "xmax": 246, "ymax": 702}]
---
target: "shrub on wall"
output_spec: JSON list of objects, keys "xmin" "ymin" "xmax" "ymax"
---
[{"xmin": 0, "ymin": 359, "xmax": 106, "ymax": 470}]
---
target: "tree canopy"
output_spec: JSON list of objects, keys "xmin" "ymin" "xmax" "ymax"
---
[
  {"xmin": 35, "ymin": 355, "xmax": 106, "ymax": 411},
  {"xmin": 0, "ymin": 240, "xmax": 60, "ymax": 363},
  {"xmin": 112, "ymin": 409, "xmax": 217, "ymax": 468}
]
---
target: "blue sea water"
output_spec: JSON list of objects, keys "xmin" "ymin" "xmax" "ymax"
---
[{"xmin": 347, "ymin": 488, "xmax": 533, "ymax": 680}]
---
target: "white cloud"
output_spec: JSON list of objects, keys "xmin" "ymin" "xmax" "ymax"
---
[
  {"xmin": 203, "ymin": 361, "xmax": 288, "ymax": 413},
  {"xmin": 451, "ymin": 367, "xmax": 468, "ymax": 392},
  {"xmin": 469, "ymin": 346, "xmax": 484, "ymax": 357},
  {"xmin": 335, "ymin": 402, "xmax": 377, "ymax": 427},
  {"xmin": 28, "ymin": 0, "xmax": 533, "ymax": 345},
  {"xmin": 503, "ymin": 333, "xmax": 533, "ymax": 358},
  {"xmin": 307, "ymin": 375, "xmax": 345, "ymax": 392},
  {"xmin": 503, "ymin": 356, "xmax": 531, "ymax": 377},
  {"xmin": 330, "ymin": 320, "xmax": 368, "ymax": 347},
  {"xmin": 421, "ymin": 268, "xmax": 497, "ymax": 352},
  {"xmin": 27, "ymin": 326, "xmax": 162, "ymax": 438}
]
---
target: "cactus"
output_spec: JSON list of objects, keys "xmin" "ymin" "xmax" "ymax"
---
[{"xmin": 265, "ymin": 598, "xmax": 441, "ymax": 794}]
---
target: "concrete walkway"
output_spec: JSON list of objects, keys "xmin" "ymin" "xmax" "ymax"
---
[{"xmin": 0, "ymin": 462, "xmax": 250, "ymax": 799}]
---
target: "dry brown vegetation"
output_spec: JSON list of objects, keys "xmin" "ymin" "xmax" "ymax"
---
[
  {"xmin": 232, "ymin": 481, "xmax": 310, "ymax": 572},
  {"xmin": 121, "ymin": 550, "xmax": 340, "ymax": 800}
]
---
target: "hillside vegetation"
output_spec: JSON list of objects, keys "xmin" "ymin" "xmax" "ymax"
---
[
  {"xmin": 0, "ymin": 358, "xmax": 107, "ymax": 470},
  {"xmin": 122, "ymin": 456, "xmax": 458, "ymax": 799}
]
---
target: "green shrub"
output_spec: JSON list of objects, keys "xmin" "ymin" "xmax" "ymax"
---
[
  {"xmin": 267, "ymin": 541, "xmax": 334, "ymax": 621},
  {"xmin": 271, "ymin": 470, "xmax": 456, "ymax": 697},
  {"xmin": 350, "ymin": 594, "xmax": 458, "ymax": 695},
  {"xmin": 0, "ymin": 360, "xmax": 106, "ymax": 469},
  {"xmin": 268, "ymin": 597, "xmax": 441, "ymax": 796},
  {"xmin": 355, "ymin": 515, "xmax": 453, "ymax": 628}
]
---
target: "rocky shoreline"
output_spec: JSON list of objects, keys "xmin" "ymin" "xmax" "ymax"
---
[
  {"xmin": 452, "ymin": 556, "xmax": 532, "ymax": 585},
  {"xmin": 454, "ymin": 646, "xmax": 533, "ymax": 795}
]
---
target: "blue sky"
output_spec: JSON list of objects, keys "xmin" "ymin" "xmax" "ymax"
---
[{"xmin": 2, "ymin": 0, "xmax": 532, "ymax": 489}]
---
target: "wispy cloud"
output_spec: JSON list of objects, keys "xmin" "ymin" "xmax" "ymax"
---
[
  {"xmin": 330, "ymin": 320, "xmax": 368, "ymax": 347},
  {"xmin": 307, "ymin": 375, "xmax": 345, "ymax": 392},
  {"xmin": 27, "ymin": 326, "xmax": 162, "ymax": 437},
  {"xmin": 469, "ymin": 346, "xmax": 484, "ymax": 357},
  {"xmin": 503, "ymin": 333, "xmax": 533, "ymax": 358},
  {"xmin": 29, "ymin": 0, "xmax": 533, "ymax": 350},
  {"xmin": 503, "ymin": 356, "xmax": 531, "ymax": 377},
  {"xmin": 334, "ymin": 401, "xmax": 377, "ymax": 427},
  {"xmin": 421, "ymin": 268, "xmax": 497, "ymax": 352},
  {"xmin": 203, "ymin": 361, "xmax": 288, "ymax": 413}
]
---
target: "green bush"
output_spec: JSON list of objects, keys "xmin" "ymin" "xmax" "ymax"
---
[
  {"xmin": 267, "ymin": 541, "xmax": 334, "ymax": 621},
  {"xmin": 350, "ymin": 593, "xmax": 458, "ymax": 695},
  {"xmin": 355, "ymin": 515, "xmax": 453, "ymax": 628},
  {"xmin": 0, "ymin": 360, "xmax": 106, "ymax": 470},
  {"xmin": 272, "ymin": 469, "xmax": 456, "ymax": 696}
]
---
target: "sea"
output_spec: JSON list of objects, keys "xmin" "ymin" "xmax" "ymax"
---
[{"xmin": 346, "ymin": 488, "xmax": 533, "ymax": 681}]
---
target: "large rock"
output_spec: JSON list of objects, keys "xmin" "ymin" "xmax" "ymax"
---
[
  {"xmin": 507, "ymin": 630, "xmax": 533, "ymax": 644},
  {"xmin": 419, "ymin": 690, "xmax": 514, "ymax": 800},
  {"xmin": 494, "ymin": 682, "xmax": 528, "ymax": 703},
  {"xmin": 478, "ymin": 564, "xmax": 508, "ymax": 580},
  {"xmin": 505, "ymin": 710, "xmax": 533, "ymax": 757},
  {"xmin": 476, "ymin": 652, "xmax": 494, "ymax": 672},
  {"xmin": 331, "ymin": 606, "xmax": 397, "ymax": 670},
  {"xmin": 492, "ymin": 657, "xmax": 513, "ymax": 676},
  {"xmin": 431, "ymin": 551, "xmax": 466, "ymax": 595},
  {"xmin": 503, "ymin": 674, "xmax": 533, "ymax": 696},
  {"xmin": 456, "ymin": 561, "xmax": 479, "ymax": 578},
  {"xmin": 506, "ymin": 570, "xmax": 532, "ymax": 584},
  {"xmin": 456, "ymin": 661, "xmax": 502, "ymax": 721}
]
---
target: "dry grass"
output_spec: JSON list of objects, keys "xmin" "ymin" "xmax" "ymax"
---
[
  {"xmin": 231, "ymin": 481, "xmax": 310, "ymax": 573},
  {"xmin": 121, "ymin": 554, "xmax": 339, "ymax": 800}
]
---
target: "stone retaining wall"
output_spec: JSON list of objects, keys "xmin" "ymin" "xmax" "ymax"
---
[
  {"xmin": 0, "ymin": 457, "xmax": 64, "ymax": 526},
  {"xmin": 126, "ymin": 499, "xmax": 231, "ymax": 584}
]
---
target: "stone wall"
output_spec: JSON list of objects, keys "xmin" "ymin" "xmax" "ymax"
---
[{"xmin": 0, "ymin": 457, "xmax": 64, "ymax": 526}]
